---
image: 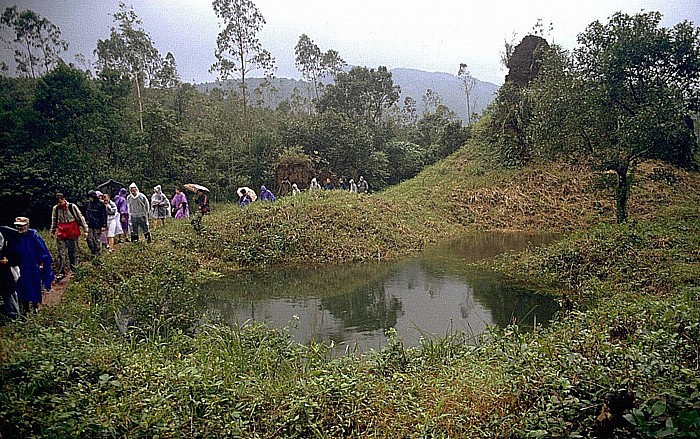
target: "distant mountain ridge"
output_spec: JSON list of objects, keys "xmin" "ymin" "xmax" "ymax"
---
[
  {"xmin": 197, "ymin": 68, "xmax": 500, "ymax": 124},
  {"xmin": 390, "ymin": 68, "xmax": 499, "ymax": 123}
]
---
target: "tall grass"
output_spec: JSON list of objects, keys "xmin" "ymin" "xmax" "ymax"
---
[{"xmin": 1, "ymin": 139, "xmax": 700, "ymax": 437}]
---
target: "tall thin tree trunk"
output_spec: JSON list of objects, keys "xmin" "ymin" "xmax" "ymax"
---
[
  {"xmin": 24, "ymin": 39, "xmax": 36, "ymax": 78},
  {"xmin": 134, "ymin": 76, "xmax": 144, "ymax": 132},
  {"xmin": 466, "ymin": 94, "xmax": 471, "ymax": 125},
  {"xmin": 615, "ymin": 165, "xmax": 629, "ymax": 223},
  {"xmin": 240, "ymin": 55, "xmax": 249, "ymax": 151}
]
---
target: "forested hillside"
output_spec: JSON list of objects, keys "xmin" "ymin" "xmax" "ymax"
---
[
  {"xmin": 197, "ymin": 68, "xmax": 499, "ymax": 124},
  {"xmin": 0, "ymin": 3, "xmax": 481, "ymax": 228}
]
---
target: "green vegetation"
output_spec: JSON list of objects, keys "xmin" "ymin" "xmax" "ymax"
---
[
  {"xmin": 1, "ymin": 5, "xmax": 699, "ymax": 438},
  {"xmin": 2, "ymin": 138, "xmax": 699, "ymax": 436}
]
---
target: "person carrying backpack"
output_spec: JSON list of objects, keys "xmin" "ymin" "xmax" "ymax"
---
[{"xmin": 49, "ymin": 193, "xmax": 88, "ymax": 280}]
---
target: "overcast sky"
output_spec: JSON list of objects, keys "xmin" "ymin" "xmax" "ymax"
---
[{"xmin": 2, "ymin": 0, "xmax": 699, "ymax": 85}]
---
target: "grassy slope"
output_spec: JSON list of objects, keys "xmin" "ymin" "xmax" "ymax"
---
[{"xmin": 1, "ymin": 139, "xmax": 699, "ymax": 437}]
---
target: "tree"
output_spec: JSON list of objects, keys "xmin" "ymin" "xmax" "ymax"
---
[
  {"xmin": 421, "ymin": 88, "xmax": 442, "ymax": 114},
  {"xmin": 316, "ymin": 66, "xmax": 400, "ymax": 125},
  {"xmin": 153, "ymin": 52, "xmax": 180, "ymax": 89},
  {"xmin": 280, "ymin": 110, "xmax": 373, "ymax": 178},
  {"xmin": 457, "ymin": 63, "xmax": 477, "ymax": 124},
  {"xmin": 33, "ymin": 63, "xmax": 100, "ymax": 150},
  {"xmin": 211, "ymin": 0, "xmax": 276, "ymax": 147},
  {"xmin": 400, "ymin": 96, "xmax": 418, "ymax": 126},
  {"xmin": 95, "ymin": 2, "xmax": 172, "ymax": 132},
  {"xmin": 529, "ymin": 11, "xmax": 700, "ymax": 223},
  {"xmin": 415, "ymin": 104, "xmax": 459, "ymax": 150},
  {"xmin": 0, "ymin": 6, "xmax": 68, "ymax": 78},
  {"xmin": 294, "ymin": 34, "xmax": 346, "ymax": 101}
]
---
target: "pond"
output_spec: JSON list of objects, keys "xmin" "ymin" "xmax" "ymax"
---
[{"xmin": 201, "ymin": 233, "xmax": 560, "ymax": 353}]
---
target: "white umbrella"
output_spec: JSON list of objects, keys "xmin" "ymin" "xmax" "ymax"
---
[
  {"xmin": 183, "ymin": 183, "xmax": 210, "ymax": 193},
  {"xmin": 237, "ymin": 187, "xmax": 257, "ymax": 201}
]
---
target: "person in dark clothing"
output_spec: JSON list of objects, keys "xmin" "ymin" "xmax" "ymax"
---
[
  {"xmin": 191, "ymin": 189, "xmax": 210, "ymax": 234},
  {"xmin": 84, "ymin": 190, "xmax": 107, "ymax": 256},
  {"xmin": 0, "ymin": 230, "xmax": 19, "ymax": 320},
  {"xmin": 238, "ymin": 189, "xmax": 252, "ymax": 208},
  {"xmin": 195, "ymin": 189, "xmax": 210, "ymax": 214}
]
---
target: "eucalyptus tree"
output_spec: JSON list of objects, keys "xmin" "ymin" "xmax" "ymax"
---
[
  {"xmin": 294, "ymin": 34, "xmax": 346, "ymax": 101},
  {"xmin": 421, "ymin": 88, "xmax": 442, "ymax": 114},
  {"xmin": 0, "ymin": 6, "xmax": 68, "ymax": 78},
  {"xmin": 457, "ymin": 63, "xmax": 477, "ymax": 124},
  {"xmin": 401, "ymin": 96, "xmax": 418, "ymax": 126},
  {"xmin": 94, "ymin": 2, "xmax": 176, "ymax": 132},
  {"xmin": 211, "ymin": 0, "xmax": 276, "ymax": 147},
  {"xmin": 153, "ymin": 52, "xmax": 180, "ymax": 89},
  {"xmin": 528, "ymin": 11, "xmax": 700, "ymax": 223}
]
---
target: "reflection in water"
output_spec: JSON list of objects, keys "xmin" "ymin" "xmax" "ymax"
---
[{"xmin": 202, "ymin": 233, "xmax": 559, "ymax": 352}]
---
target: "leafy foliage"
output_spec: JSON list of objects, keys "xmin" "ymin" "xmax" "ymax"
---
[
  {"xmin": 526, "ymin": 12, "xmax": 700, "ymax": 222},
  {"xmin": 211, "ymin": 0, "xmax": 276, "ymax": 146},
  {"xmin": 315, "ymin": 66, "xmax": 400, "ymax": 126},
  {"xmin": 0, "ymin": 6, "xmax": 68, "ymax": 78}
]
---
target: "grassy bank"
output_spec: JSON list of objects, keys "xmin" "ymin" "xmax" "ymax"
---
[{"xmin": 1, "ymin": 143, "xmax": 699, "ymax": 437}]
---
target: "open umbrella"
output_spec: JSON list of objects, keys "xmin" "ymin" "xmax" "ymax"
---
[
  {"xmin": 183, "ymin": 183, "xmax": 209, "ymax": 193},
  {"xmin": 236, "ymin": 187, "xmax": 257, "ymax": 201}
]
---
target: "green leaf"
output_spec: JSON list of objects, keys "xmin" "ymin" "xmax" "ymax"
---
[{"xmin": 650, "ymin": 400, "xmax": 667, "ymax": 418}]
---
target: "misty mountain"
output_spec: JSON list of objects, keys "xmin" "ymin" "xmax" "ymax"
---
[
  {"xmin": 390, "ymin": 68, "xmax": 499, "ymax": 123},
  {"xmin": 197, "ymin": 68, "xmax": 499, "ymax": 124}
]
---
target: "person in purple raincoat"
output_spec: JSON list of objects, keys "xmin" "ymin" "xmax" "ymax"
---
[
  {"xmin": 114, "ymin": 187, "xmax": 129, "ymax": 242},
  {"xmin": 171, "ymin": 187, "xmax": 190, "ymax": 219},
  {"xmin": 11, "ymin": 217, "xmax": 53, "ymax": 315},
  {"xmin": 259, "ymin": 185, "xmax": 276, "ymax": 202}
]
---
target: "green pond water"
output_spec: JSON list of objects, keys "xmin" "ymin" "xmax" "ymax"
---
[{"xmin": 202, "ymin": 232, "xmax": 559, "ymax": 353}]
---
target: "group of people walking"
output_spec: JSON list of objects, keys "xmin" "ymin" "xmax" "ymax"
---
[
  {"xmin": 0, "ymin": 183, "xmax": 211, "ymax": 321},
  {"xmin": 308, "ymin": 176, "xmax": 369, "ymax": 193},
  {"xmin": 237, "ymin": 176, "xmax": 368, "ymax": 208},
  {"xmin": 1, "ymin": 175, "xmax": 367, "ymax": 320}
]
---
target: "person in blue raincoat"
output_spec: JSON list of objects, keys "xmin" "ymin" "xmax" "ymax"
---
[{"xmin": 10, "ymin": 217, "xmax": 53, "ymax": 314}]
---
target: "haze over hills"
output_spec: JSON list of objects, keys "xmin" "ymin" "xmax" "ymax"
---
[
  {"xmin": 391, "ymin": 68, "xmax": 499, "ymax": 123},
  {"xmin": 197, "ymin": 68, "xmax": 499, "ymax": 124}
]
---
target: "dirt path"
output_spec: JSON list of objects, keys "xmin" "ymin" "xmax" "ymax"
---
[{"xmin": 42, "ymin": 274, "xmax": 71, "ymax": 307}]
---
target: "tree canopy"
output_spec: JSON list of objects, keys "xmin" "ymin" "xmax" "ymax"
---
[
  {"xmin": 315, "ymin": 66, "xmax": 400, "ymax": 126},
  {"xmin": 526, "ymin": 11, "xmax": 700, "ymax": 222},
  {"xmin": 0, "ymin": 6, "xmax": 68, "ymax": 78}
]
